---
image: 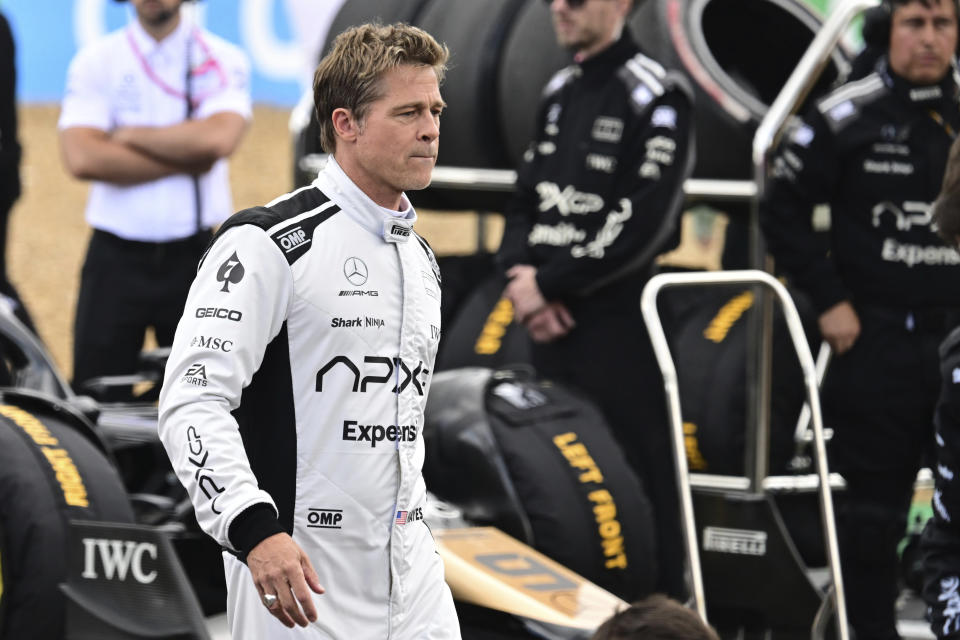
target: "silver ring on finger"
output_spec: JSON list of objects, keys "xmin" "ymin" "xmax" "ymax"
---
[{"xmin": 262, "ymin": 593, "xmax": 279, "ymax": 609}]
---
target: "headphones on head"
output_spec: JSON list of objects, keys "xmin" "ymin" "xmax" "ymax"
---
[{"xmin": 862, "ymin": 0, "xmax": 960, "ymax": 49}]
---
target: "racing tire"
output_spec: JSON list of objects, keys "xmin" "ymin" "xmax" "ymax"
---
[{"xmin": 0, "ymin": 395, "xmax": 134, "ymax": 640}]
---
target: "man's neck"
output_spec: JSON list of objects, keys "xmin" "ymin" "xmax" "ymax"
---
[
  {"xmin": 332, "ymin": 153, "xmax": 404, "ymax": 211},
  {"xmin": 138, "ymin": 13, "xmax": 181, "ymax": 43},
  {"xmin": 574, "ymin": 23, "xmax": 623, "ymax": 62}
]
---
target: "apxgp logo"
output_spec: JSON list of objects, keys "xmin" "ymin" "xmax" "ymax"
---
[
  {"xmin": 316, "ymin": 355, "xmax": 429, "ymax": 395},
  {"xmin": 216, "ymin": 252, "xmax": 245, "ymax": 292},
  {"xmin": 187, "ymin": 425, "xmax": 225, "ymax": 513}
]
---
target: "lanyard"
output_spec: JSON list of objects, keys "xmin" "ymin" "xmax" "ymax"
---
[{"xmin": 126, "ymin": 27, "xmax": 227, "ymax": 109}]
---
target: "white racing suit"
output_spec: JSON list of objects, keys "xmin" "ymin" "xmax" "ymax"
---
[{"xmin": 158, "ymin": 158, "xmax": 459, "ymax": 639}]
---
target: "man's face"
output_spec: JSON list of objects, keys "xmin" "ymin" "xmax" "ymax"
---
[
  {"xmin": 888, "ymin": 0, "xmax": 958, "ymax": 84},
  {"xmin": 548, "ymin": 0, "xmax": 628, "ymax": 59},
  {"xmin": 341, "ymin": 65, "xmax": 444, "ymax": 208},
  {"xmin": 131, "ymin": 0, "xmax": 184, "ymax": 28}
]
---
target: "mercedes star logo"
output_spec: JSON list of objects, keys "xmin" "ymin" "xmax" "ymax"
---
[{"xmin": 344, "ymin": 257, "xmax": 369, "ymax": 287}]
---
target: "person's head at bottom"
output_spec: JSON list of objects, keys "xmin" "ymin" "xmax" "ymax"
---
[
  {"xmin": 313, "ymin": 23, "xmax": 449, "ymax": 210},
  {"xmin": 591, "ymin": 594, "xmax": 720, "ymax": 640}
]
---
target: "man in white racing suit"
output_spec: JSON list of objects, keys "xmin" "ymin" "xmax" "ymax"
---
[{"xmin": 158, "ymin": 23, "xmax": 459, "ymax": 638}]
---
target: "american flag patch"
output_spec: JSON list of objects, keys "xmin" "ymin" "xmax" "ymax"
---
[{"xmin": 395, "ymin": 510, "xmax": 408, "ymax": 525}]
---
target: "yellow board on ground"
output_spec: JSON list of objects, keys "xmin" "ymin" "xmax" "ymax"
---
[{"xmin": 435, "ymin": 526, "xmax": 629, "ymax": 630}]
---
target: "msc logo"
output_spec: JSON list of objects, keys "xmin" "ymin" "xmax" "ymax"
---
[
  {"xmin": 81, "ymin": 538, "xmax": 158, "ymax": 584},
  {"xmin": 307, "ymin": 508, "xmax": 343, "ymax": 529},
  {"xmin": 181, "ymin": 363, "xmax": 208, "ymax": 387},
  {"xmin": 344, "ymin": 257, "xmax": 369, "ymax": 286},
  {"xmin": 195, "ymin": 307, "xmax": 243, "ymax": 322},
  {"xmin": 190, "ymin": 335, "xmax": 234, "ymax": 352},
  {"xmin": 316, "ymin": 356, "xmax": 429, "ymax": 395},
  {"xmin": 187, "ymin": 425, "xmax": 225, "ymax": 514},
  {"xmin": 216, "ymin": 252, "xmax": 245, "ymax": 292},
  {"xmin": 278, "ymin": 227, "xmax": 310, "ymax": 254}
]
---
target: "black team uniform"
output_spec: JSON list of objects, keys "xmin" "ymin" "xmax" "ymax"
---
[{"xmin": 497, "ymin": 31, "xmax": 694, "ymax": 598}]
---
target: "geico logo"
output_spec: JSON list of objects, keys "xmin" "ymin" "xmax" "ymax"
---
[
  {"xmin": 81, "ymin": 538, "xmax": 158, "ymax": 584},
  {"xmin": 279, "ymin": 227, "xmax": 309, "ymax": 253},
  {"xmin": 316, "ymin": 355, "xmax": 429, "ymax": 395},
  {"xmin": 187, "ymin": 425, "xmax": 225, "ymax": 513},
  {"xmin": 195, "ymin": 307, "xmax": 243, "ymax": 321},
  {"xmin": 190, "ymin": 335, "xmax": 234, "ymax": 352},
  {"xmin": 342, "ymin": 420, "xmax": 417, "ymax": 447},
  {"xmin": 307, "ymin": 508, "xmax": 343, "ymax": 529}
]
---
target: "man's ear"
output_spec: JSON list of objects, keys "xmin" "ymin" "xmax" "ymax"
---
[{"xmin": 332, "ymin": 108, "xmax": 359, "ymax": 144}]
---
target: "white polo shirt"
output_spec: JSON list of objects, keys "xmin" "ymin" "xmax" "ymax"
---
[{"xmin": 59, "ymin": 18, "xmax": 252, "ymax": 242}]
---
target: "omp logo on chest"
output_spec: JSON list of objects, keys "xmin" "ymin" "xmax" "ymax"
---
[
  {"xmin": 81, "ymin": 538, "xmax": 158, "ymax": 584},
  {"xmin": 316, "ymin": 355, "xmax": 430, "ymax": 395}
]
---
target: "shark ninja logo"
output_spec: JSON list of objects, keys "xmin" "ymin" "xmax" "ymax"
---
[{"xmin": 216, "ymin": 252, "xmax": 245, "ymax": 292}]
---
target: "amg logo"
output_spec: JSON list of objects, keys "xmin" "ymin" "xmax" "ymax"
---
[
  {"xmin": 391, "ymin": 224, "xmax": 411, "ymax": 238},
  {"xmin": 81, "ymin": 538, "xmax": 158, "ymax": 584},
  {"xmin": 702, "ymin": 526, "xmax": 767, "ymax": 556},
  {"xmin": 342, "ymin": 420, "xmax": 418, "ymax": 447},
  {"xmin": 278, "ymin": 227, "xmax": 309, "ymax": 253},
  {"xmin": 307, "ymin": 508, "xmax": 343, "ymax": 529},
  {"xmin": 338, "ymin": 291, "xmax": 379, "ymax": 297},
  {"xmin": 195, "ymin": 307, "xmax": 243, "ymax": 321}
]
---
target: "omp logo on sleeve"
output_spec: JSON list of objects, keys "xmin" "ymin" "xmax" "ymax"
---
[
  {"xmin": 553, "ymin": 432, "xmax": 628, "ymax": 570},
  {"xmin": 703, "ymin": 291, "xmax": 754, "ymax": 343},
  {"xmin": 475, "ymin": 298, "xmax": 514, "ymax": 355},
  {"xmin": 81, "ymin": 538, "xmax": 157, "ymax": 584},
  {"xmin": 0, "ymin": 405, "xmax": 88, "ymax": 507},
  {"xmin": 703, "ymin": 526, "xmax": 767, "ymax": 556}
]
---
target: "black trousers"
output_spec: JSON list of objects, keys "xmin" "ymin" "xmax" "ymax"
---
[
  {"xmin": 823, "ymin": 305, "xmax": 951, "ymax": 640},
  {"xmin": 531, "ymin": 298, "xmax": 685, "ymax": 599},
  {"xmin": 72, "ymin": 229, "xmax": 211, "ymax": 399}
]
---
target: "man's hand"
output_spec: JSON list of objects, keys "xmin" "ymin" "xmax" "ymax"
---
[
  {"xmin": 505, "ymin": 265, "xmax": 547, "ymax": 323},
  {"xmin": 525, "ymin": 302, "xmax": 575, "ymax": 343},
  {"xmin": 818, "ymin": 300, "xmax": 860, "ymax": 355},
  {"xmin": 247, "ymin": 533, "xmax": 324, "ymax": 629}
]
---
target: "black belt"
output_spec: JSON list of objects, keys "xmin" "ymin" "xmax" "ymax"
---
[
  {"xmin": 93, "ymin": 228, "xmax": 212, "ymax": 256},
  {"xmin": 857, "ymin": 303, "xmax": 960, "ymax": 334}
]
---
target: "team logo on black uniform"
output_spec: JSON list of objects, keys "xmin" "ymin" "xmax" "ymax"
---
[{"xmin": 216, "ymin": 252, "xmax": 245, "ymax": 292}]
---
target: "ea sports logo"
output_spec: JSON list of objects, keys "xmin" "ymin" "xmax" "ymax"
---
[{"xmin": 343, "ymin": 257, "xmax": 368, "ymax": 287}]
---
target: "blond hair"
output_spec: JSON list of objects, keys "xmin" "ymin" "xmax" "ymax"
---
[{"xmin": 313, "ymin": 23, "xmax": 449, "ymax": 153}]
